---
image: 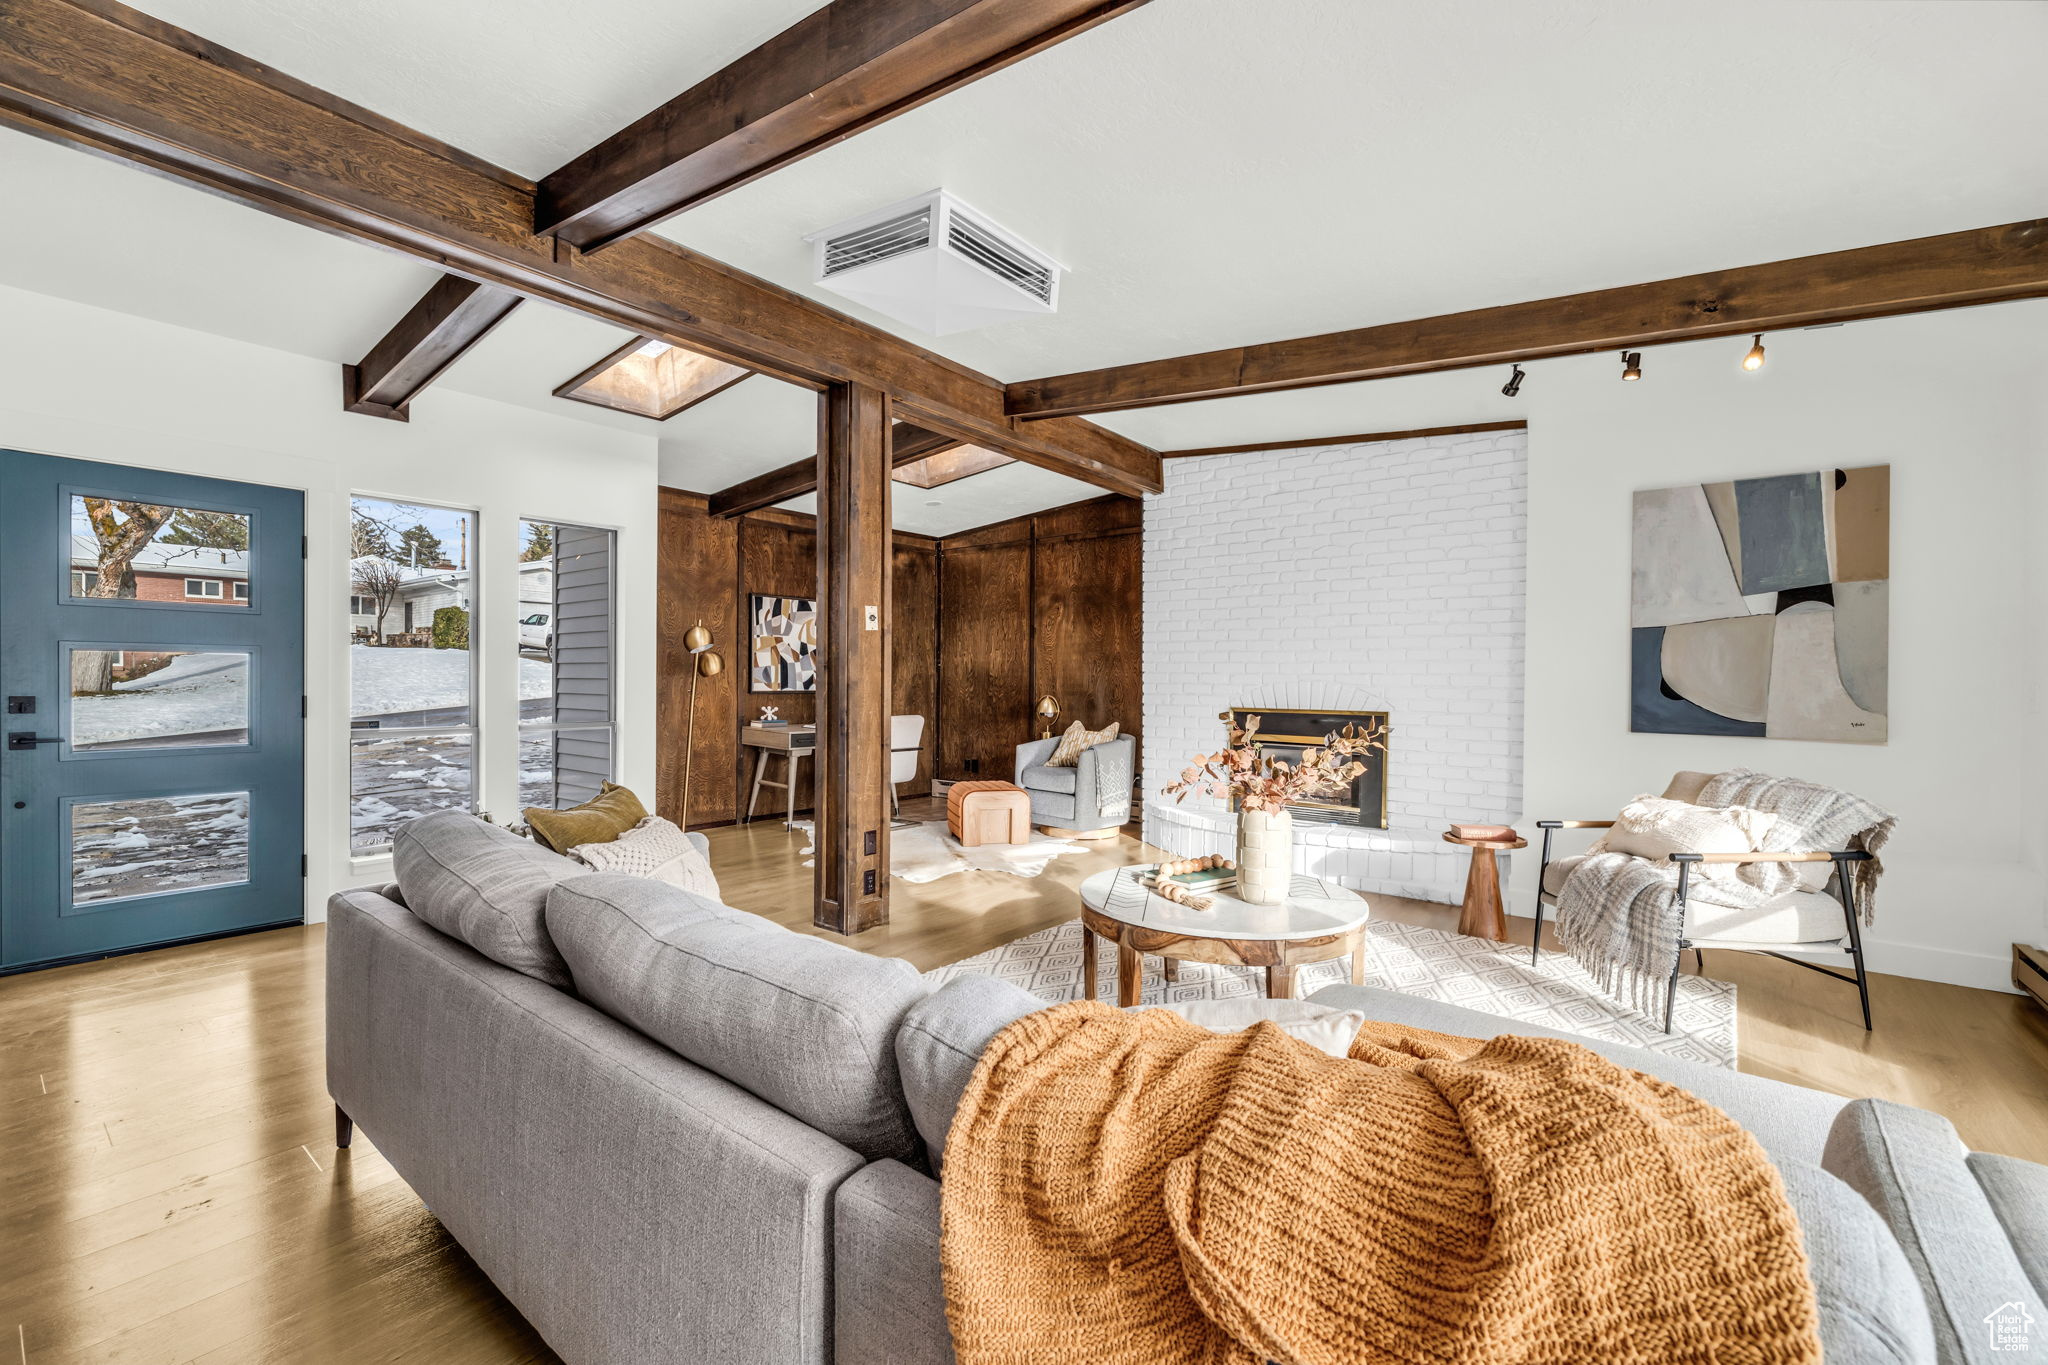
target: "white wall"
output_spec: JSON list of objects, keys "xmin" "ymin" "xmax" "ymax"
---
[
  {"xmin": 0, "ymin": 283, "xmax": 659, "ymax": 919},
  {"xmin": 1519, "ymin": 305, "xmax": 2048, "ymax": 992},
  {"xmin": 1143, "ymin": 427, "xmax": 1526, "ymax": 899}
]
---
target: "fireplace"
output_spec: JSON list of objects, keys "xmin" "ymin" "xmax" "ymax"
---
[{"xmin": 1225, "ymin": 708, "xmax": 1389, "ymax": 830}]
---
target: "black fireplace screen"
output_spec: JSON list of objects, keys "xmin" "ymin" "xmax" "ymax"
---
[{"xmin": 1226, "ymin": 708, "xmax": 1389, "ymax": 830}]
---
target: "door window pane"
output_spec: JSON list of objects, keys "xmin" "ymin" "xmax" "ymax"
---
[
  {"xmin": 68, "ymin": 496, "xmax": 250, "ymax": 606},
  {"xmin": 68, "ymin": 649, "xmax": 249, "ymax": 750},
  {"xmin": 350, "ymin": 733, "xmax": 474, "ymax": 851},
  {"xmin": 71, "ymin": 792, "xmax": 250, "ymax": 906}
]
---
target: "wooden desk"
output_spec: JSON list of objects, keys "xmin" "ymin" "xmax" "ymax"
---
[{"xmin": 742, "ymin": 724, "xmax": 816, "ymax": 827}]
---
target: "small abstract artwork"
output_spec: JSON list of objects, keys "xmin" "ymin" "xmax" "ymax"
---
[
  {"xmin": 750, "ymin": 594, "xmax": 817, "ymax": 692},
  {"xmin": 1631, "ymin": 466, "xmax": 1888, "ymax": 743}
]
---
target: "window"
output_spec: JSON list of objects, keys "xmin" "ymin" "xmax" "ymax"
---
[
  {"xmin": 517, "ymin": 520, "xmax": 614, "ymax": 811},
  {"xmin": 349, "ymin": 496, "xmax": 476, "ymax": 851},
  {"xmin": 68, "ymin": 648, "xmax": 248, "ymax": 751},
  {"xmin": 232, "ymin": 581, "xmax": 249, "ymax": 601},
  {"xmin": 68, "ymin": 496, "xmax": 251, "ymax": 607}
]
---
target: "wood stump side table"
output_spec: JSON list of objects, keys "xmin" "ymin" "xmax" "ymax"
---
[
  {"xmin": 1442, "ymin": 831, "xmax": 1526, "ymax": 942},
  {"xmin": 1077, "ymin": 867, "xmax": 1371, "ymax": 1005}
]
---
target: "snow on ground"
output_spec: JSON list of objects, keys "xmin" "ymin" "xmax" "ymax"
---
[
  {"xmin": 349, "ymin": 645, "xmax": 551, "ymax": 718},
  {"xmin": 72, "ymin": 653, "xmax": 250, "ymax": 746},
  {"xmin": 69, "ymin": 646, "xmax": 553, "ymax": 745},
  {"xmin": 72, "ymin": 791, "xmax": 249, "ymax": 904}
]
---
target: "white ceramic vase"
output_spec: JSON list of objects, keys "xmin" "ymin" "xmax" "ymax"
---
[{"xmin": 1234, "ymin": 807, "xmax": 1293, "ymax": 905}]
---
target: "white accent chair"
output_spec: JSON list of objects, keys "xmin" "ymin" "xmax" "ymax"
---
[
  {"xmin": 889, "ymin": 715, "xmax": 925, "ymax": 816},
  {"xmin": 1533, "ymin": 770, "xmax": 1874, "ymax": 1034}
]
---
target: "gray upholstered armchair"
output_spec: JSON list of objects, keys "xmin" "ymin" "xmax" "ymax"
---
[{"xmin": 1014, "ymin": 735, "xmax": 1134, "ymax": 839}]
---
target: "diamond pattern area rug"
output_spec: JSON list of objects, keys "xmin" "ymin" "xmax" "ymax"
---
[
  {"xmin": 925, "ymin": 918, "xmax": 1737, "ymax": 1068},
  {"xmin": 797, "ymin": 820, "xmax": 1085, "ymax": 883}
]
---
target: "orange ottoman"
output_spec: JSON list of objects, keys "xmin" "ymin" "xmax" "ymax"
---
[{"xmin": 946, "ymin": 781, "xmax": 1032, "ymax": 847}]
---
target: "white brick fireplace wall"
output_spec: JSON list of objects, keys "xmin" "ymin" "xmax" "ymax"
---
[{"xmin": 1142, "ymin": 427, "xmax": 1527, "ymax": 902}]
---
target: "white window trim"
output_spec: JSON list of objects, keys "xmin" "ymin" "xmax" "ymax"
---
[
  {"xmin": 232, "ymin": 581, "xmax": 249, "ymax": 601},
  {"xmin": 184, "ymin": 577, "xmax": 224, "ymax": 598}
]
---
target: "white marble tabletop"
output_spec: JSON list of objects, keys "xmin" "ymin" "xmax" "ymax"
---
[{"xmin": 1079, "ymin": 865, "xmax": 1370, "ymax": 942}]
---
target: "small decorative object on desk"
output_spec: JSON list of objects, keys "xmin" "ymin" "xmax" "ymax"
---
[
  {"xmin": 1142, "ymin": 855, "xmax": 1236, "ymax": 909},
  {"xmin": 1449, "ymin": 822, "xmax": 1515, "ymax": 842},
  {"xmin": 1163, "ymin": 713, "xmax": 1386, "ymax": 905},
  {"xmin": 758, "ymin": 705, "xmax": 780, "ymax": 723}
]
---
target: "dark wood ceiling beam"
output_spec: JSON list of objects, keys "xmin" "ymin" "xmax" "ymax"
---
[
  {"xmin": 707, "ymin": 421, "xmax": 961, "ymax": 518},
  {"xmin": 342, "ymin": 275, "xmax": 521, "ymax": 421},
  {"xmin": 1161, "ymin": 420, "xmax": 1527, "ymax": 458},
  {"xmin": 0, "ymin": 0, "xmax": 1159, "ymax": 495},
  {"xmin": 1005, "ymin": 219, "xmax": 2048, "ymax": 418},
  {"xmin": 536, "ymin": 0, "xmax": 1151, "ymax": 251}
]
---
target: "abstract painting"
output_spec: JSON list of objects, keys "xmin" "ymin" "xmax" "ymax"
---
[
  {"xmin": 1632, "ymin": 466, "xmax": 1888, "ymax": 743},
  {"xmin": 750, "ymin": 594, "xmax": 817, "ymax": 692}
]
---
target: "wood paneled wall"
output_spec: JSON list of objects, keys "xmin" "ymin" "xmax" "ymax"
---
[
  {"xmin": 656, "ymin": 487, "xmax": 940, "ymax": 829},
  {"xmin": 935, "ymin": 495, "xmax": 1143, "ymax": 785}
]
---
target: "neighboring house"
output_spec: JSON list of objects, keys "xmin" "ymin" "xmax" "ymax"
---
[
  {"xmin": 70, "ymin": 533, "xmax": 249, "ymax": 605},
  {"xmin": 348, "ymin": 557, "xmax": 553, "ymax": 643}
]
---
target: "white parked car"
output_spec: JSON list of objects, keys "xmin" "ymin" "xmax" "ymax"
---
[{"xmin": 518, "ymin": 611, "xmax": 552, "ymax": 655}]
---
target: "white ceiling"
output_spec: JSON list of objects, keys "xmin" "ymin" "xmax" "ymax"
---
[
  {"xmin": 662, "ymin": 0, "xmax": 2048, "ymax": 380},
  {"xmin": 132, "ymin": 0, "xmax": 830, "ymax": 177},
  {"xmin": 7, "ymin": 0, "xmax": 2044, "ymax": 529},
  {"xmin": 0, "ymin": 128, "xmax": 1103, "ymax": 529}
]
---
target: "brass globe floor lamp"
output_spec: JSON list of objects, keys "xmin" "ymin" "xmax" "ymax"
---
[{"xmin": 681, "ymin": 622, "xmax": 723, "ymax": 827}]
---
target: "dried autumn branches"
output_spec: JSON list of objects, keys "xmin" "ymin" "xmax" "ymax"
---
[{"xmin": 1163, "ymin": 714, "xmax": 1387, "ymax": 815}]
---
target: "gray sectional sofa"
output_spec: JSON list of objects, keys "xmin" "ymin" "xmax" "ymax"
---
[{"xmin": 328, "ymin": 812, "xmax": 2046, "ymax": 1365}]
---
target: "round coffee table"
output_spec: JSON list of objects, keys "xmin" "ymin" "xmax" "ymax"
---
[{"xmin": 1078, "ymin": 866, "xmax": 1371, "ymax": 1005}]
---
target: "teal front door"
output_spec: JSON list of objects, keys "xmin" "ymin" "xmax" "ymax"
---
[{"xmin": 0, "ymin": 451, "xmax": 305, "ymax": 971}]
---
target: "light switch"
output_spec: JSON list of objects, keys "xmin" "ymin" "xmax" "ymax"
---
[{"xmin": 863, "ymin": 605, "xmax": 879, "ymax": 630}]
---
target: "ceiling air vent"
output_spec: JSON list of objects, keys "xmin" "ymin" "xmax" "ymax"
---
[{"xmin": 807, "ymin": 190, "xmax": 1062, "ymax": 336}]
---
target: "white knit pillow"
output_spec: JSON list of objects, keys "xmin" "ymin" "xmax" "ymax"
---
[
  {"xmin": 569, "ymin": 815, "xmax": 721, "ymax": 901},
  {"xmin": 1594, "ymin": 795, "xmax": 1776, "ymax": 880}
]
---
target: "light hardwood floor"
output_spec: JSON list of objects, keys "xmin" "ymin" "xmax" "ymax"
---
[{"xmin": 3, "ymin": 799, "xmax": 2045, "ymax": 1362}]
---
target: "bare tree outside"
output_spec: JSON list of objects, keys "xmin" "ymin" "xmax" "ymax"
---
[
  {"xmin": 351, "ymin": 557, "xmax": 406, "ymax": 645},
  {"xmin": 71, "ymin": 497, "xmax": 176, "ymax": 695}
]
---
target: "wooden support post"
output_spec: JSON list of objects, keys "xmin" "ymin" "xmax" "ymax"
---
[{"xmin": 813, "ymin": 382, "xmax": 892, "ymax": 934}]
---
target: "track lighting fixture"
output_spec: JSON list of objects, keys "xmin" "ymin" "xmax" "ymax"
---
[
  {"xmin": 1742, "ymin": 334, "xmax": 1767, "ymax": 371},
  {"xmin": 1500, "ymin": 364, "xmax": 1525, "ymax": 398},
  {"xmin": 1620, "ymin": 351, "xmax": 1643, "ymax": 382}
]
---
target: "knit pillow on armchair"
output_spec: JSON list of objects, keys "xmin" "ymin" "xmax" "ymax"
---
[{"xmin": 1046, "ymin": 720, "xmax": 1119, "ymax": 767}]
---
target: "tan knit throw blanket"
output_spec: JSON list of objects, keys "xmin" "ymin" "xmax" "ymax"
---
[{"xmin": 941, "ymin": 1002, "xmax": 1820, "ymax": 1365}]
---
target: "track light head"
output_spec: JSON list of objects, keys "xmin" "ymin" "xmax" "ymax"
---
[
  {"xmin": 1500, "ymin": 364, "xmax": 1525, "ymax": 398},
  {"xmin": 1620, "ymin": 351, "xmax": 1643, "ymax": 382},
  {"xmin": 1742, "ymin": 334, "xmax": 1766, "ymax": 371}
]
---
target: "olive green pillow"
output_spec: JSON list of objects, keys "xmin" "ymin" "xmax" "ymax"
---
[{"xmin": 525, "ymin": 782, "xmax": 649, "ymax": 854}]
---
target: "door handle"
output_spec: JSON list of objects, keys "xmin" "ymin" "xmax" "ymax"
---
[{"xmin": 6, "ymin": 732, "xmax": 62, "ymax": 751}]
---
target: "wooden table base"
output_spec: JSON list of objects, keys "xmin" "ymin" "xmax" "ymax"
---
[
  {"xmin": 1081, "ymin": 906, "xmax": 1366, "ymax": 1005},
  {"xmin": 1444, "ymin": 832, "xmax": 1527, "ymax": 942}
]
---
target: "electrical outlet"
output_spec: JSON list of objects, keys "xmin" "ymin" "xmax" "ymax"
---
[
  {"xmin": 863, "ymin": 829, "xmax": 876, "ymax": 855},
  {"xmin": 863, "ymin": 869, "xmax": 876, "ymax": 895},
  {"xmin": 864, "ymin": 604, "xmax": 879, "ymax": 631},
  {"xmin": 965, "ymin": 757, "xmax": 980, "ymax": 774}
]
